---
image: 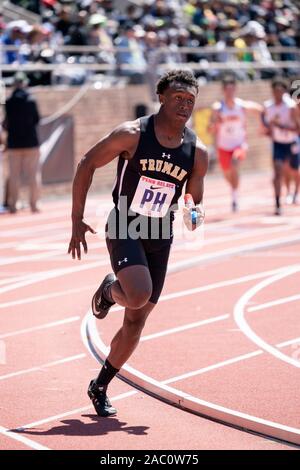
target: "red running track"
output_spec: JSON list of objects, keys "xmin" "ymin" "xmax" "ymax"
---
[{"xmin": 0, "ymin": 172, "xmax": 299, "ymax": 450}]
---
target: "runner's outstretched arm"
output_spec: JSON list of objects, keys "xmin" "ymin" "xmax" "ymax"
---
[{"xmin": 68, "ymin": 122, "xmax": 139, "ymax": 260}]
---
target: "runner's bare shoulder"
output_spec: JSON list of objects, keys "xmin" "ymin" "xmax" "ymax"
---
[{"xmin": 111, "ymin": 119, "xmax": 141, "ymax": 160}]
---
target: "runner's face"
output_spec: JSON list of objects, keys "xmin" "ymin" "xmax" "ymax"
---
[
  {"xmin": 272, "ymin": 85, "xmax": 286, "ymax": 102},
  {"xmin": 223, "ymin": 83, "xmax": 236, "ymax": 100},
  {"xmin": 160, "ymin": 83, "xmax": 197, "ymax": 124}
]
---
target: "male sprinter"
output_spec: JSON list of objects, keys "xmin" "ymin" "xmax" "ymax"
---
[
  {"xmin": 68, "ymin": 70, "xmax": 208, "ymax": 417},
  {"xmin": 208, "ymin": 75, "xmax": 262, "ymax": 212},
  {"xmin": 263, "ymin": 78, "xmax": 300, "ymax": 215}
]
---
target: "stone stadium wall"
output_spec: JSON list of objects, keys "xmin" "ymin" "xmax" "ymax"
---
[{"xmin": 32, "ymin": 80, "xmax": 273, "ymax": 194}]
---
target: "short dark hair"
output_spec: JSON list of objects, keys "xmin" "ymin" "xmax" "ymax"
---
[
  {"xmin": 222, "ymin": 74, "xmax": 237, "ymax": 86},
  {"xmin": 156, "ymin": 69, "xmax": 199, "ymax": 95},
  {"xmin": 271, "ymin": 77, "xmax": 289, "ymax": 90}
]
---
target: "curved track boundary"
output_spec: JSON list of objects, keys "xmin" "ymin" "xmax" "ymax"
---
[
  {"xmin": 82, "ymin": 311, "xmax": 300, "ymax": 447},
  {"xmin": 234, "ymin": 265, "xmax": 300, "ymax": 368}
]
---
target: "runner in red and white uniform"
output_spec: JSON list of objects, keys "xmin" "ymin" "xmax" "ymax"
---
[{"xmin": 209, "ymin": 75, "xmax": 262, "ymax": 212}]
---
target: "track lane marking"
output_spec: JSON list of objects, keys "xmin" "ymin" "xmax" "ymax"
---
[
  {"xmin": 0, "ymin": 316, "xmax": 80, "ymax": 339},
  {"xmin": 140, "ymin": 315, "xmax": 229, "ymax": 342},
  {"xmin": 0, "ymin": 425, "xmax": 50, "ymax": 450},
  {"xmin": 14, "ymin": 391, "xmax": 137, "ymax": 432},
  {"xmin": 234, "ymin": 266, "xmax": 300, "ymax": 368},
  {"xmin": 0, "ymin": 285, "xmax": 95, "ymax": 309},
  {"xmin": 0, "ymin": 264, "xmax": 293, "ymax": 310},
  {"xmin": 85, "ymin": 312, "xmax": 300, "ymax": 445},
  {"xmin": 14, "ymin": 337, "xmax": 300, "ymax": 435},
  {"xmin": 0, "ymin": 354, "xmax": 86, "ymax": 381},
  {"xmin": 248, "ymin": 293, "xmax": 300, "ymax": 312},
  {"xmin": 164, "ymin": 337, "xmax": 300, "ymax": 384}
]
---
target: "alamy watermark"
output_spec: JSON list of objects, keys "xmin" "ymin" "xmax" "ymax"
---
[
  {"xmin": 291, "ymin": 80, "xmax": 300, "ymax": 104},
  {"xmin": 94, "ymin": 195, "xmax": 204, "ymax": 244}
]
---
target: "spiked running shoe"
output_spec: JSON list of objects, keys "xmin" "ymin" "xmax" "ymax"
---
[
  {"xmin": 87, "ymin": 380, "xmax": 117, "ymax": 417},
  {"xmin": 275, "ymin": 206, "xmax": 282, "ymax": 216},
  {"xmin": 91, "ymin": 273, "xmax": 116, "ymax": 319}
]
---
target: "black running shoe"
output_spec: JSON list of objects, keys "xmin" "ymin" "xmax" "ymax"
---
[
  {"xmin": 232, "ymin": 201, "xmax": 238, "ymax": 213},
  {"xmin": 87, "ymin": 379, "xmax": 117, "ymax": 417},
  {"xmin": 91, "ymin": 273, "xmax": 116, "ymax": 319},
  {"xmin": 275, "ymin": 206, "xmax": 282, "ymax": 216}
]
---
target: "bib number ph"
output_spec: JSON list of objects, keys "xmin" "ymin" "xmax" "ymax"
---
[{"xmin": 130, "ymin": 176, "xmax": 175, "ymax": 218}]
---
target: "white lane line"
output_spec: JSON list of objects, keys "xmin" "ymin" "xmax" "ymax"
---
[
  {"xmin": 0, "ymin": 242, "xmax": 292, "ymax": 294},
  {"xmin": 0, "ymin": 250, "xmax": 63, "ymax": 267},
  {"xmin": 0, "ymin": 220, "xmax": 71, "ymax": 238},
  {"xmin": 248, "ymin": 293, "xmax": 300, "ymax": 313},
  {"xmin": 107, "ymin": 265, "xmax": 300, "ymax": 316},
  {"xmin": 1, "ymin": 214, "xmax": 290, "ymax": 262},
  {"xmin": 165, "ymin": 351, "xmax": 262, "ymax": 383},
  {"xmin": 0, "ymin": 425, "xmax": 50, "ymax": 450},
  {"xmin": 0, "ymin": 254, "xmax": 105, "ymax": 289},
  {"xmin": 0, "ymin": 260, "xmax": 107, "ymax": 295},
  {"xmin": 12, "ymin": 336, "xmax": 300, "ymax": 437},
  {"xmin": 0, "ymin": 354, "xmax": 86, "ymax": 381},
  {"xmin": 0, "ymin": 232, "xmax": 71, "ymax": 250},
  {"xmin": 140, "ymin": 315, "xmax": 229, "ymax": 342},
  {"xmin": 16, "ymin": 241, "xmax": 106, "ymax": 252},
  {"xmin": 0, "ymin": 316, "xmax": 80, "ymax": 339},
  {"xmin": 176, "ymin": 223, "xmax": 297, "ymax": 252},
  {"xmin": 0, "ymin": 221, "xmax": 281, "ymax": 266},
  {"xmin": 0, "ymin": 225, "xmax": 296, "ymax": 292},
  {"xmin": 0, "ymin": 285, "xmax": 95, "ymax": 309},
  {"xmin": 163, "ymin": 337, "xmax": 300, "ymax": 385},
  {"xmin": 0, "ymin": 272, "xmax": 43, "ymax": 288},
  {"xmin": 15, "ymin": 390, "xmax": 137, "ymax": 431},
  {"xmin": 16, "ymin": 337, "xmax": 300, "ymax": 435},
  {"xmin": 0, "ymin": 199, "xmax": 110, "ymax": 229},
  {"xmin": 234, "ymin": 265, "xmax": 300, "ymax": 368},
  {"xmin": 277, "ymin": 337, "xmax": 300, "ymax": 348},
  {"xmin": 168, "ymin": 234, "xmax": 300, "ymax": 274},
  {"xmin": 86, "ymin": 313, "xmax": 300, "ymax": 445},
  {"xmin": 0, "ymin": 206, "xmax": 75, "ymax": 227}
]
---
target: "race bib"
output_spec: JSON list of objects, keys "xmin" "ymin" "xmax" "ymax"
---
[
  {"xmin": 130, "ymin": 176, "xmax": 175, "ymax": 218},
  {"xmin": 273, "ymin": 127, "xmax": 298, "ymax": 144},
  {"xmin": 223, "ymin": 121, "xmax": 242, "ymax": 138}
]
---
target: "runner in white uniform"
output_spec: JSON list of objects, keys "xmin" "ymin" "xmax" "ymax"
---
[
  {"xmin": 263, "ymin": 78, "xmax": 300, "ymax": 215},
  {"xmin": 209, "ymin": 75, "xmax": 262, "ymax": 212}
]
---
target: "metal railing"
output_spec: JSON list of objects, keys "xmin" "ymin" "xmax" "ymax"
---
[
  {"xmin": 1, "ymin": 44, "xmax": 299, "ymax": 55},
  {"xmin": 0, "ymin": 45, "xmax": 299, "ymax": 74}
]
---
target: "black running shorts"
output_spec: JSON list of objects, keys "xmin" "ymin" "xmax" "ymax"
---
[
  {"xmin": 273, "ymin": 141, "xmax": 299, "ymax": 170},
  {"xmin": 106, "ymin": 234, "xmax": 172, "ymax": 304}
]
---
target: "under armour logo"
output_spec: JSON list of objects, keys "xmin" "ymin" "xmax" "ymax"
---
[
  {"xmin": 162, "ymin": 152, "xmax": 171, "ymax": 160},
  {"xmin": 118, "ymin": 258, "xmax": 128, "ymax": 266}
]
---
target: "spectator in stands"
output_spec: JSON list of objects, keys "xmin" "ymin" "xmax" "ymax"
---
[
  {"xmin": 55, "ymin": 6, "xmax": 72, "ymax": 38},
  {"xmin": 2, "ymin": 0, "xmax": 300, "ymax": 83},
  {"xmin": 115, "ymin": 23, "xmax": 147, "ymax": 84},
  {"xmin": 0, "ymin": 20, "xmax": 30, "ymax": 64},
  {"xmin": 238, "ymin": 20, "xmax": 275, "ymax": 79},
  {"xmin": 65, "ymin": 10, "xmax": 89, "ymax": 48},
  {"xmin": 3, "ymin": 72, "xmax": 41, "ymax": 213}
]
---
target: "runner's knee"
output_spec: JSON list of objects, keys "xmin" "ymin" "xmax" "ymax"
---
[{"xmin": 125, "ymin": 286, "xmax": 152, "ymax": 309}]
